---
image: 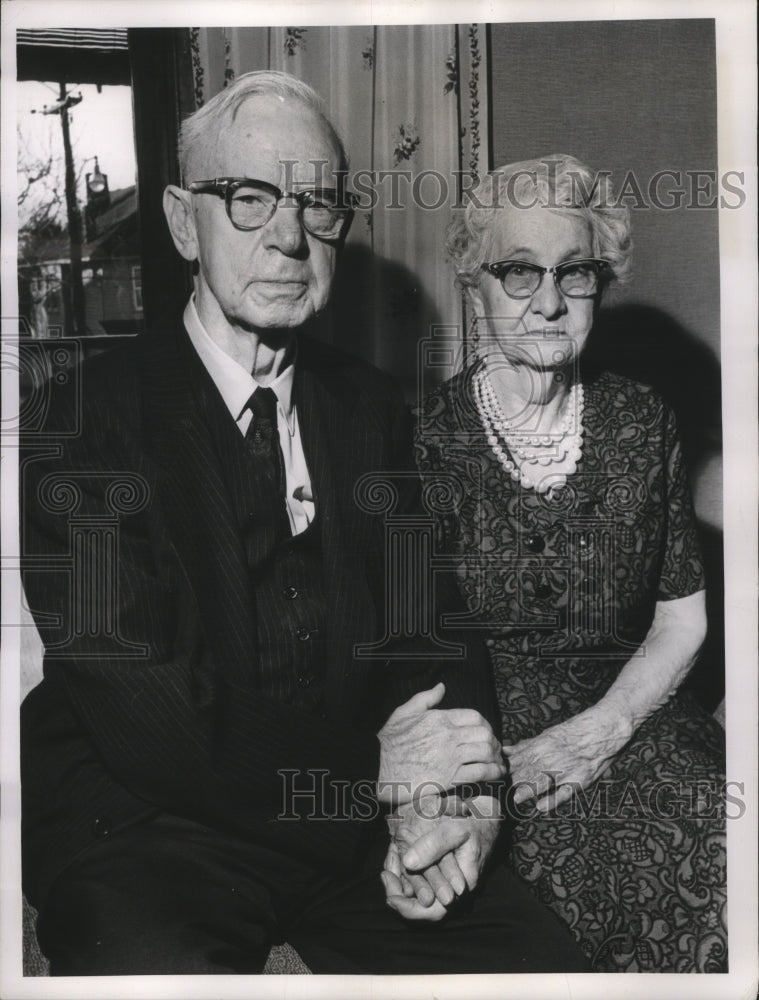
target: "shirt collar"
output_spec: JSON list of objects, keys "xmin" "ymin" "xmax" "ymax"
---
[{"xmin": 183, "ymin": 296, "xmax": 296, "ymax": 434}]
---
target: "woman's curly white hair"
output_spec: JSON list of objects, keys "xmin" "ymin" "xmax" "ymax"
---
[{"xmin": 447, "ymin": 153, "xmax": 632, "ymax": 290}]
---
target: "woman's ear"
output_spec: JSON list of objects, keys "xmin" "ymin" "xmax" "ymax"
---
[
  {"xmin": 593, "ymin": 281, "xmax": 608, "ymax": 318},
  {"xmin": 467, "ymin": 282, "xmax": 485, "ymax": 318},
  {"xmin": 163, "ymin": 185, "xmax": 198, "ymax": 262}
]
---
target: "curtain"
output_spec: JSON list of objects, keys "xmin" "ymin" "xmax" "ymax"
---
[{"xmin": 188, "ymin": 24, "xmax": 489, "ymax": 399}]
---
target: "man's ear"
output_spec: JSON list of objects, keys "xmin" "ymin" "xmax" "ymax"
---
[{"xmin": 163, "ymin": 185, "xmax": 198, "ymax": 262}]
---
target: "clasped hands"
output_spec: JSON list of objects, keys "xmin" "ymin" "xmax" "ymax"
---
[
  {"xmin": 382, "ymin": 790, "xmax": 501, "ymax": 920},
  {"xmin": 377, "ymin": 689, "xmax": 633, "ymax": 919},
  {"xmin": 377, "ymin": 683, "xmax": 504, "ymax": 920}
]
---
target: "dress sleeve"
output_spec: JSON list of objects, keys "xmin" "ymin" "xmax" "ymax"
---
[{"xmin": 657, "ymin": 402, "xmax": 705, "ymax": 600}]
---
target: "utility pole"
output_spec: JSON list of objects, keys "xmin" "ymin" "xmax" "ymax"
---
[{"xmin": 56, "ymin": 83, "xmax": 86, "ymax": 336}]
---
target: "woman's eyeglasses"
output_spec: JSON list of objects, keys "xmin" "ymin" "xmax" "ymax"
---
[{"xmin": 481, "ymin": 258, "xmax": 610, "ymax": 299}]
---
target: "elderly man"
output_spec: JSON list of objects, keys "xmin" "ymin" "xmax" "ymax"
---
[{"xmin": 20, "ymin": 71, "xmax": 589, "ymax": 975}]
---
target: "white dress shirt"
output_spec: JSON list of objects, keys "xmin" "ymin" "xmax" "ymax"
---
[{"xmin": 183, "ymin": 297, "xmax": 315, "ymax": 535}]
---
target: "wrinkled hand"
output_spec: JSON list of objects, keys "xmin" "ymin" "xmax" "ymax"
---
[
  {"xmin": 503, "ymin": 705, "xmax": 632, "ymax": 812},
  {"xmin": 377, "ymin": 683, "xmax": 505, "ymax": 805},
  {"xmin": 382, "ymin": 793, "xmax": 501, "ymax": 921}
]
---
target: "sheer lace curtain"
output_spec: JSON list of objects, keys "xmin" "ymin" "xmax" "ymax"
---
[{"xmin": 188, "ymin": 24, "xmax": 489, "ymax": 399}]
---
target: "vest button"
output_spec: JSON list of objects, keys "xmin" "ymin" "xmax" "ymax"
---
[
  {"xmin": 295, "ymin": 626, "xmax": 311, "ymax": 641},
  {"xmin": 92, "ymin": 817, "xmax": 111, "ymax": 838},
  {"xmin": 283, "ymin": 586, "xmax": 299, "ymax": 599}
]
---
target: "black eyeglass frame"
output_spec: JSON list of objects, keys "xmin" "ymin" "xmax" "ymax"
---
[
  {"xmin": 481, "ymin": 257, "xmax": 611, "ymax": 299},
  {"xmin": 187, "ymin": 177, "xmax": 357, "ymax": 241}
]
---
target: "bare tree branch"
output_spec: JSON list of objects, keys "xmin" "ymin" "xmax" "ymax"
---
[{"xmin": 17, "ymin": 124, "xmax": 66, "ymax": 229}]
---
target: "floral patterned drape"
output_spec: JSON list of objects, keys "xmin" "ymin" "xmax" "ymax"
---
[{"xmin": 188, "ymin": 24, "xmax": 489, "ymax": 399}]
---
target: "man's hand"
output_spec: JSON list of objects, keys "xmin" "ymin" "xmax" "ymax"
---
[
  {"xmin": 381, "ymin": 793, "xmax": 501, "ymax": 921},
  {"xmin": 377, "ymin": 683, "xmax": 505, "ymax": 806}
]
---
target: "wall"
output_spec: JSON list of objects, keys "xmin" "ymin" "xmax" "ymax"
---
[{"xmin": 489, "ymin": 18, "xmax": 722, "ymax": 530}]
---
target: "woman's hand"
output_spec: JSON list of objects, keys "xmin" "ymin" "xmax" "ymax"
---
[
  {"xmin": 503, "ymin": 593, "xmax": 707, "ymax": 814},
  {"xmin": 503, "ymin": 704, "xmax": 633, "ymax": 812}
]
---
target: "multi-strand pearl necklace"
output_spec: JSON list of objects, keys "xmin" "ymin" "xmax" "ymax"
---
[{"xmin": 472, "ymin": 366, "xmax": 584, "ymax": 494}]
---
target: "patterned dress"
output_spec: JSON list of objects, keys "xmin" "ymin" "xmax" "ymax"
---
[{"xmin": 415, "ymin": 365, "xmax": 727, "ymax": 972}]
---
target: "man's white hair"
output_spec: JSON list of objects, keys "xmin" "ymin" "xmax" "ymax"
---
[{"xmin": 178, "ymin": 70, "xmax": 349, "ymax": 181}]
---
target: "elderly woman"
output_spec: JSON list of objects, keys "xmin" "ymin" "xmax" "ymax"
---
[{"xmin": 414, "ymin": 154, "xmax": 727, "ymax": 972}]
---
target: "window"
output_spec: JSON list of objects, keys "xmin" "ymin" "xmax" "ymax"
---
[
  {"xmin": 131, "ymin": 263, "xmax": 143, "ymax": 312},
  {"xmin": 17, "ymin": 29, "xmax": 195, "ymax": 348},
  {"xmin": 17, "ymin": 30, "xmax": 145, "ymax": 341}
]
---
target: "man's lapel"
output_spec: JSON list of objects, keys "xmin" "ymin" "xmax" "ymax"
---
[{"xmin": 140, "ymin": 324, "xmax": 258, "ymax": 691}]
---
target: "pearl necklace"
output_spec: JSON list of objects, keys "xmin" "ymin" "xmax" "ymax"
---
[{"xmin": 472, "ymin": 366, "xmax": 584, "ymax": 494}]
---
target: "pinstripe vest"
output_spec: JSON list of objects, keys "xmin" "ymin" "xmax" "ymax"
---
[{"xmin": 211, "ymin": 385, "xmax": 328, "ymax": 715}]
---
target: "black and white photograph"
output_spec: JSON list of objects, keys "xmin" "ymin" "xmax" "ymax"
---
[{"xmin": 1, "ymin": 2, "xmax": 756, "ymax": 998}]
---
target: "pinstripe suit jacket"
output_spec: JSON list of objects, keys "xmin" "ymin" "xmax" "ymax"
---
[{"xmin": 20, "ymin": 321, "xmax": 498, "ymax": 908}]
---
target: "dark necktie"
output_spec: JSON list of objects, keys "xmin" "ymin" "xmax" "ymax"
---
[{"xmin": 245, "ymin": 386, "xmax": 290, "ymax": 538}]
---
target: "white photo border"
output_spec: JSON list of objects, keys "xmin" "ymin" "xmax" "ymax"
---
[{"xmin": 2, "ymin": 2, "xmax": 756, "ymax": 998}]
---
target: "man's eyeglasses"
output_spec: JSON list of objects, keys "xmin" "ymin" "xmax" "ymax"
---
[
  {"xmin": 188, "ymin": 177, "xmax": 356, "ymax": 241},
  {"xmin": 481, "ymin": 258, "xmax": 610, "ymax": 299}
]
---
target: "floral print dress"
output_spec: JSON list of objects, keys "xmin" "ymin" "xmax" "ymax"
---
[{"xmin": 415, "ymin": 366, "xmax": 727, "ymax": 972}]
